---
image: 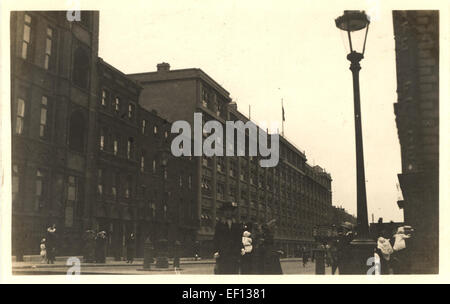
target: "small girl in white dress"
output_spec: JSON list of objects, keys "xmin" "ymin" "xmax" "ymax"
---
[{"xmin": 40, "ymin": 238, "xmax": 47, "ymax": 263}]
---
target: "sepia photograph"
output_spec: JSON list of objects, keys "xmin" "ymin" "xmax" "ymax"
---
[{"xmin": 0, "ymin": 0, "xmax": 448, "ymax": 283}]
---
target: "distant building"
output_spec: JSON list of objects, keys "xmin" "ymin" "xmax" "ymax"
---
[
  {"xmin": 392, "ymin": 10, "xmax": 439, "ymax": 273},
  {"xmin": 128, "ymin": 65, "xmax": 333, "ymax": 257},
  {"xmin": 329, "ymin": 206, "xmax": 356, "ymax": 226}
]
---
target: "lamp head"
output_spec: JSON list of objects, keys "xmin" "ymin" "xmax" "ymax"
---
[{"xmin": 335, "ymin": 10, "xmax": 370, "ymax": 55}]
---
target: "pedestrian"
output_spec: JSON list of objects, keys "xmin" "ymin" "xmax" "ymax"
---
[
  {"xmin": 325, "ymin": 243, "xmax": 332, "ymax": 267},
  {"xmin": 45, "ymin": 224, "xmax": 57, "ymax": 264},
  {"xmin": 15, "ymin": 223, "xmax": 26, "ymax": 262},
  {"xmin": 391, "ymin": 226, "xmax": 413, "ymax": 274},
  {"xmin": 40, "ymin": 238, "xmax": 47, "ymax": 264},
  {"xmin": 212, "ymin": 201, "xmax": 244, "ymax": 274},
  {"xmin": 250, "ymin": 223, "xmax": 264, "ymax": 274},
  {"xmin": 240, "ymin": 229, "xmax": 253, "ymax": 274},
  {"xmin": 173, "ymin": 240, "xmax": 181, "ymax": 268},
  {"xmin": 302, "ymin": 246, "xmax": 308, "ymax": 267},
  {"xmin": 193, "ymin": 240, "xmax": 200, "ymax": 261},
  {"xmin": 83, "ymin": 229, "xmax": 96, "ymax": 263},
  {"xmin": 335, "ymin": 222, "xmax": 354, "ymax": 274},
  {"xmin": 126, "ymin": 233, "xmax": 136, "ymax": 264},
  {"xmin": 329, "ymin": 241, "xmax": 339, "ymax": 274},
  {"xmin": 260, "ymin": 219, "xmax": 283, "ymax": 274},
  {"xmin": 375, "ymin": 236, "xmax": 394, "ymax": 274},
  {"xmin": 95, "ymin": 231, "xmax": 107, "ymax": 263}
]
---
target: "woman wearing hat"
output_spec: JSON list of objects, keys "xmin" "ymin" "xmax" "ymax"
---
[
  {"xmin": 260, "ymin": 219, "xmax": 283, "ymax": 274},
  {"xmin": 213, "ymin": 201, "xmax": 245, "ymax": 274}
]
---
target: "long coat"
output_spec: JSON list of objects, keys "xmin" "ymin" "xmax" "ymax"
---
[
  {"xmin": 126, "ymin": 236, "xmax": 135, "ymax": 261},
  {"xmin": 95, "ymin": 236, "xmax": 107, "ymax": 263},
  {"xmin": 260, "ymin": 227, "xmax": 283, "ymax": 274},
  {"xmin": 45, "ymin": 229, "xmax": 57, "ymax": 262},
  {"xmin": 213, "ymin": 221, "xmax": 244, "ymax": 274}
]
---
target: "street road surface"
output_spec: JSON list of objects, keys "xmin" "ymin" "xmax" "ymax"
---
[{"xmin": 13, "ymin": 259, "xmax": 333, "ymax": 275}]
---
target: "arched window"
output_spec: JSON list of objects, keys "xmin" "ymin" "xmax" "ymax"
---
[
  {"xmin": 72, "ymin": 48, "xmax": 89, "ymax": 89},
  {"xmin": 68, "ymin": 111, "xmax": 85, "ymax": 152}
]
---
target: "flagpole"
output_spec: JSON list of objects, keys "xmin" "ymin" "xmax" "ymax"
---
[{"xmin": 281, "ymin": 98, "xmax": 285, "ymax": 137}]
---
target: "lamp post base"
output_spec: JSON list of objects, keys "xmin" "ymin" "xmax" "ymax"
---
[
  {"xmin": 344, "ymin": 237, "xmax": 376, "ymax": 275},
  {"xmin": 313, "ymin": 247, "xmax": 326, "ymax": 275},
  {"xmin": 155, "ymin": 257, "xmax": 169, "ymax": 268}
]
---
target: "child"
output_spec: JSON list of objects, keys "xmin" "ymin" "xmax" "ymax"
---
[
  {"xmin": 241, "ymin": 230, "xmax": 253, "ymax": 274},
  {"xmin": 393, "ymin": 226, "xmax": 412, "ymax": 251},
  {"xmin": 376, "ymin": 236, "xmax": 394, "ymax": 274},
  {"xmin": 242, "ymin": 231, "xmax": 253, "ymax": 254},
  {"xmin": 40, "ymin": 238, "xmax": 47, "ymax": 264},
  {"xmin": 391, "ymin": 226, "xmax": 413, "ymax": 274}
]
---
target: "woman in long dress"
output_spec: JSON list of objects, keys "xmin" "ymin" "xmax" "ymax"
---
[{"xmin": 261, "ymin": 219, "xmax": 283, "ymax": 274}]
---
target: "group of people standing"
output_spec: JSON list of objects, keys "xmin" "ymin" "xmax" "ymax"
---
[
  {"xmin": 83, "ymin": 230, "xmax": 136, "ymax": 264},
  {"xmin": 307, "ymin": 222, "xmax": 414, "ymax": 275},
  {"xmin": 375, "ymin": 225, "xmax": 413, "ymax": 274},
  {"xmin": 83, "ymin": 229, "xmax": 107, "ymax": 263},
  {"xmin": 213, "ymin": 202, "xmax": 283, "ymax": 275}
]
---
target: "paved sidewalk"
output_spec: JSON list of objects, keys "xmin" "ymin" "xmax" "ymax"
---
[
  {"xmin": 12, "ymin": 255, "xmax": 304, "ymax": 270},
  {"xmin": 13, "ymin": 257, "xmax": 212, "ymax": 269},
  {"xmin": 12, "ymin": 259, "xmax": 330, "ymax": 275}
]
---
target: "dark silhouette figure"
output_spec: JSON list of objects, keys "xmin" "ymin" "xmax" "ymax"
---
[
  {"xmin": 213, "ymin": 202, "xmax": 244, "ymax": 274},
  {"xmin": 126, "ymin": 233, "xmax": 136, "ymax": 264}
]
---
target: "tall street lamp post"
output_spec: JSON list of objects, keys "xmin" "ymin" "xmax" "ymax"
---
[{"xmin": 335, "ymin": 10, "xmax": 376, "ymax": 274}]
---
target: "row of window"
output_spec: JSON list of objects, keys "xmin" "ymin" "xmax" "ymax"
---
[
  {"xmin": 11, "ymin": 163, "xmax": 191, "ymax": 225},
  {"xmin": 15, "ymin": 96, "xmax": 51, "ymax": 140},
  {"xmin": 97, "ymin": 169, "xmax": 134, "ymax": 199},
  {"xmin": 97, "ymin": 167, "xmax": 192, "ymax": 200},
  {"xmin": 12, "ymin": 165, "xmax": 81, "ymax": 226},
  {"xmin": 99, "ymin": 130, "xmax": 136, "ymax": 159},
  {"xmin": 21, "ymin": 13, "xmax": 56, "ymax": 71},
  {"xmin": 201, "ymin": 174, "xmax": 330, "ymax": 201},
  {"xmin": 100, "ymin": 89, "xmax": 137, "ymax": 119},
  {"xmin": 100, "ymin": 90, "xmax": 173, "ymax": 143},
  {"xmin": 201, "ymin": 87, "xmax": 225, "ymax": 118},
  {"xmin": 21, "ymin": 13, "xmax": 92, "ymax": 90},
  {"xmin": 15, "ymin": 97, "xmax": 90, "ymax": 156},
  {"xmin": 15, "ymin": 100, "xmax": 166, "ymax": 155}
]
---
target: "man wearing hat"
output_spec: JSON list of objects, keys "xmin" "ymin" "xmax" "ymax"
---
[
  {"xmin": 332, "ymin": 222, "xmax": 355, "ymax": 274},
  {"xmin": 213, "ymin": 201, "xmax": 245, "ymax": 274}
]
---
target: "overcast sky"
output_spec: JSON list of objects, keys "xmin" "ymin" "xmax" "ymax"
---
[{"xmin": 98, "ymin": 0, "xmax": 404, "ymax": 222}]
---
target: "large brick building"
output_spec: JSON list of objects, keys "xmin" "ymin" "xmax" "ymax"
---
[
  {"xmin": 11, "ymin": 11, "xmax": 332, "ymax": 259},
  {"xmin": 10, "ymin": 11, "xmax": 195, "ymax": 257},
  {"xmin": 10, "ymin": 11, "xmax": 102, "ymax": 256},
  {"xmin": 392, "ymin": 10, "xmax": 439, "ymax": 273},
  {"xmin": 128, "ymin": 65, "xmax": 333, "ymax": 257},
  {"xmin": 95, "ymin": 59, "xmax": 197, "ymax": 258}
]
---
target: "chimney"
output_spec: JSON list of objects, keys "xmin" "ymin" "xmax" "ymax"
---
[
  {"xmin": 228, "ymin": 102, "xmax": 237, "ymax": 111},
  {"xmin": 157, "ymin": 62, "xmax": 170, "ymax": 72}
]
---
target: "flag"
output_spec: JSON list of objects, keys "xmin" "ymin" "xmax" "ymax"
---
[{"xmin": 282, "ymin": 102, "xmax": 285, "ymax": 122}]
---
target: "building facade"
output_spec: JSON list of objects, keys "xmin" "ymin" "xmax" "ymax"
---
[
  {"xmin": 392, "ymin": 10, "xmax": 439, "ymax": 273},
  {"xmin": 11, "ymin": 11, "xmax": 332, "ymax": 259},
  {"xmin": 11, "ymin": 11, "xmax": 101, "ymax": 256},
  {"xmin": 128, "ymin": 64, "xmax": 333, "ymax": 257},
  {"xmin": 10, "ymin": 11, "xmax": 196, "ymax": 257},
  {"xmin": 329, "ymin": 206, "xmax": 356, "ymax": 227}
]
